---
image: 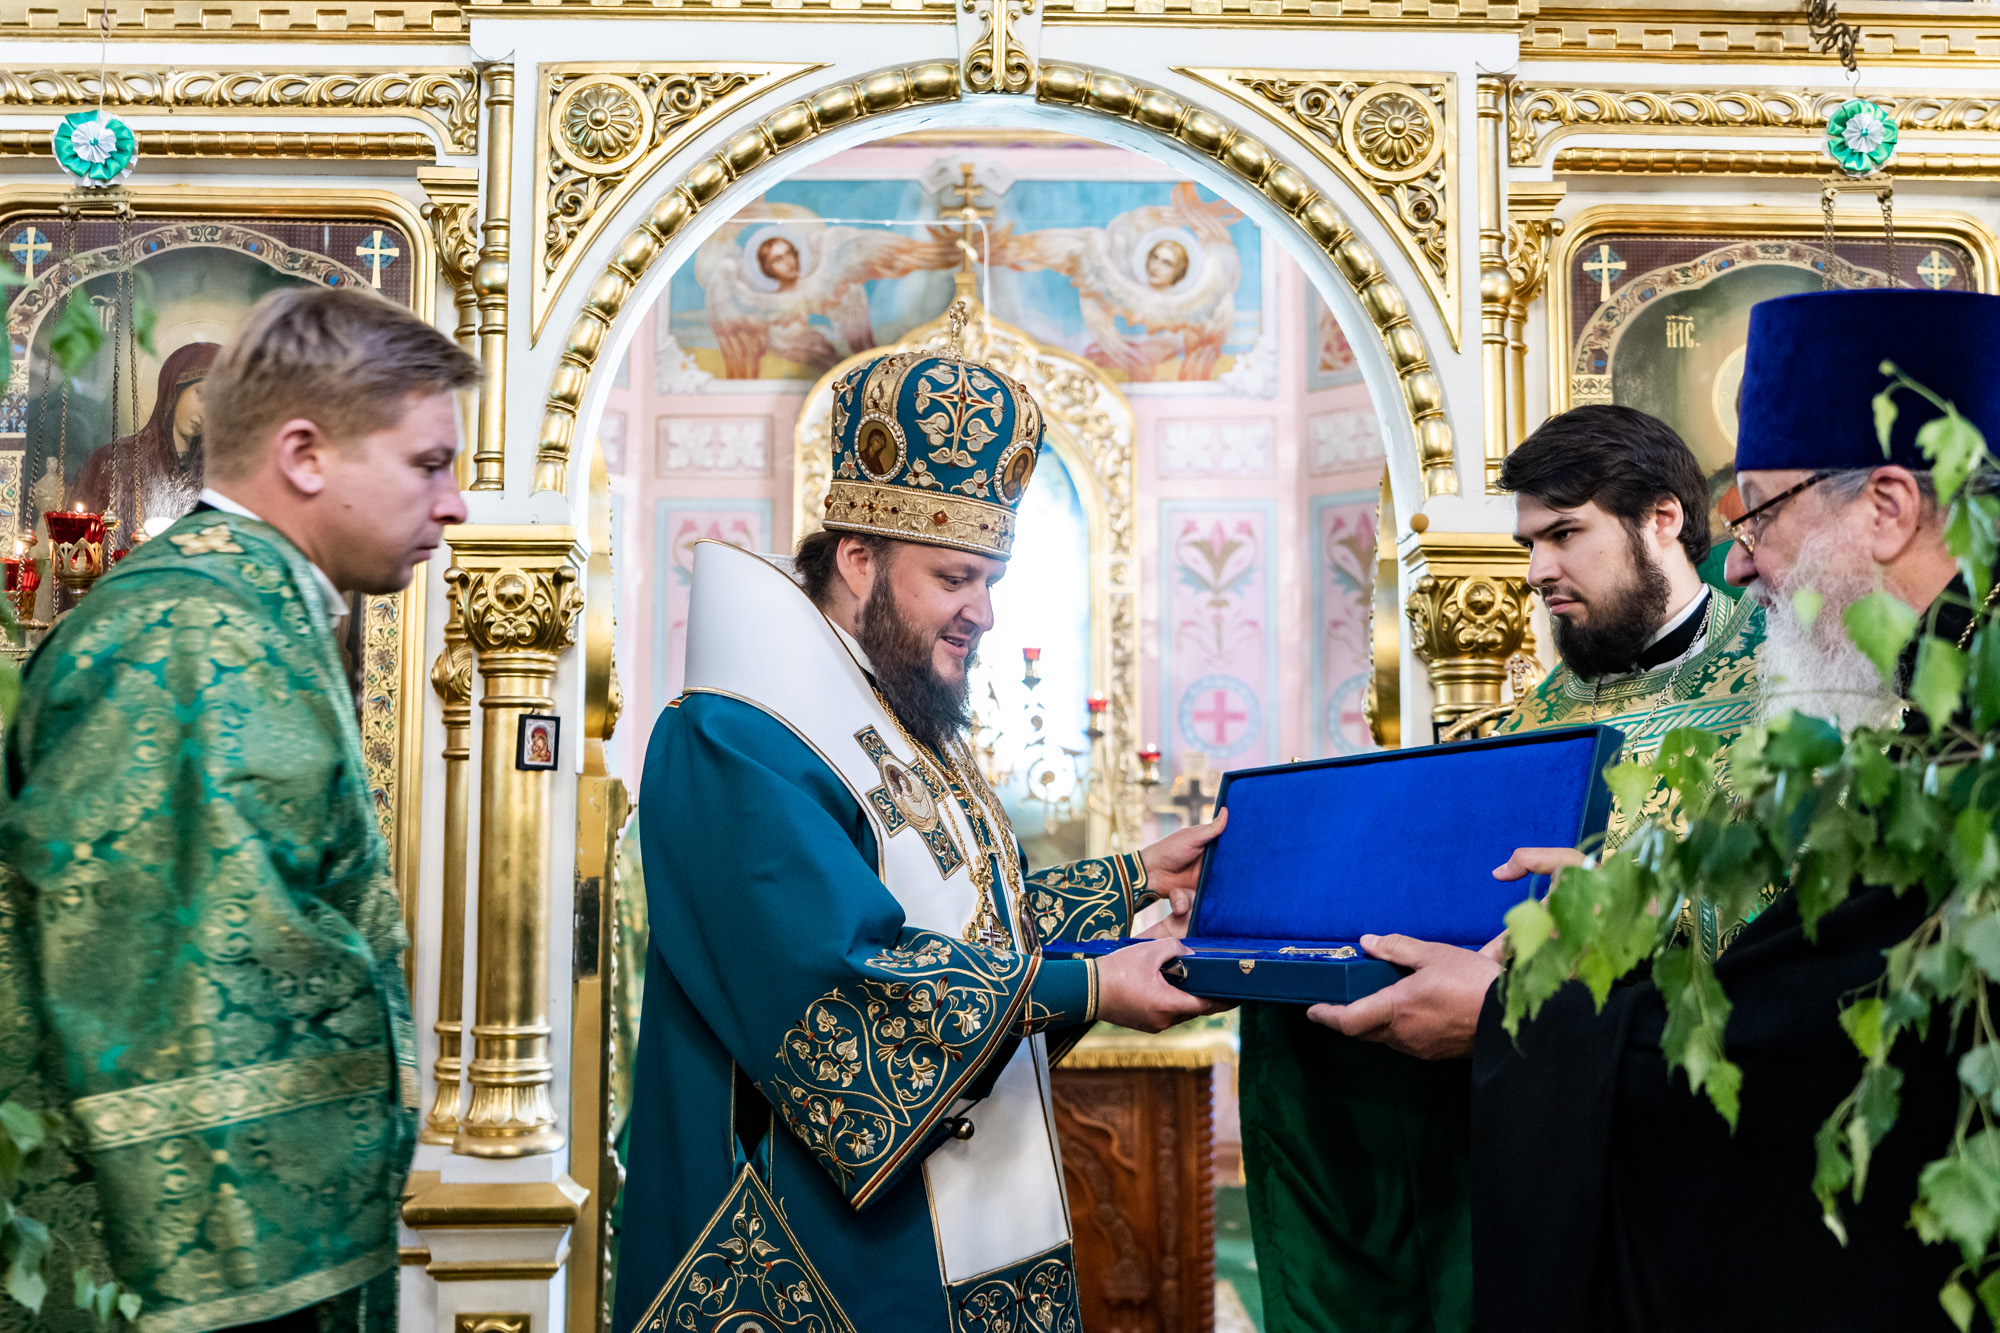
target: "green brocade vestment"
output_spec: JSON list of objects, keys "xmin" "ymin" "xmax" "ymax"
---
[
  {"xmin": 1240, "ymin": 589, "xmax": 1763, "ymax": 1333},
  {"xmin": 0, "ymin": 512, "xmax": 417, "ymax": 1333}
]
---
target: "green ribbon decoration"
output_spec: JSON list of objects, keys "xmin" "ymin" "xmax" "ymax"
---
[
  {"xmin": 1825, "ymin": 98, "xmax": 1898, "ymax": 176},
  {"xmin": 51, "ymin": 111, "xmax": 138, "ymax": 187}
]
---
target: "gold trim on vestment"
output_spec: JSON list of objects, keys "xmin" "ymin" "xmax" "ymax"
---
[
  {"xmin": 70, "ymin": 1048, "xmax": 391, "ymax": 1151},
  {"xmin": 133, "ymin": 1249, "xmax": 392, "ymax": 1333}
]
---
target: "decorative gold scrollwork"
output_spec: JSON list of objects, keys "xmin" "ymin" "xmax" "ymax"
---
[
  {"xmin": 1178, "ymin": 68, "xmax": 1459, "ymax": 352},
  {"xmin": 0, "ymin": 67, "xmax": 481, "ymax": 154},
  {"xmin": 530, "ymin": 63, "xmax": 823, "ymax": 341},
  {"xmin": 1508, "ymin": 84, "xmax": 2000, "ymax": 167},
  {"xmin": 963, "ymin": 0, "xmax": 1035, "ymax": 95}
]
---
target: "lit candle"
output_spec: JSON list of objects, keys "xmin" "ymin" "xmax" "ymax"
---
[
  {"xmin": 1138, "ymin": 743, "xmax": 1160, "ymax": 762},
  {"xmin": 1086, "ymin": 693, "xmax": 1107, "ymax": 714}
]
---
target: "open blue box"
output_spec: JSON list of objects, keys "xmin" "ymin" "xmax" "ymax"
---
[{"xmin": 1044, "ymin": 725, "xmax": 1625, "ymax": 1004}]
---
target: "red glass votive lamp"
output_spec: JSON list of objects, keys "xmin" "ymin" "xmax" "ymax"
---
[
  {"xmin": 1137, "ymin": 743, "xmax": 1162, "ymax": 786},
  {"xmin": 1085, "ymin": 692, "xmax": 1108, "ymax": 739},
  {"xmin": 1021, "ymin": 645, "xmax": 1042, "ymax": 689},
  {"xmin": 46, "ymin": 507, "xmax": 109, "ymax": 597},
  {"xmin": 3, "ymin": 546, "xmax": 38, "ymax": 623}
]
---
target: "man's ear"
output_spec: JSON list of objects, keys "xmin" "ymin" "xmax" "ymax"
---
[
  {"xmin": 835, "ymin": 537, "xmax": 878, "ymax": 602},
  {"xmin": 1864, "ymin": 466, "xmax": 1930, "ymax": 562},
  {"xmin": 1653, "ymin": 495, "xmax": 1686, "ymax": 546},
  {"xmin": 271, "ymin": 418, "xmax": 329, "ymax": 497}
]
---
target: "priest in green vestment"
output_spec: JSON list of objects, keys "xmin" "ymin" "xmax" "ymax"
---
[
  {"xmin": 1241, "ymin": 406, "xmax": 1764, "ymax": 1333},
  {"xmin": 0, "ymin": 287, "xmax": 476, "ymax": 1333},
  {"xmin": 613, "ymin": 329, "xmax": 1228, "ymax": 1333}
]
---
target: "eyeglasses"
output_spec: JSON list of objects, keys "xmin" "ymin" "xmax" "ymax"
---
[{"xmin": 1726, "ymin": 471, "xmax": 1836, "ymax": 555}]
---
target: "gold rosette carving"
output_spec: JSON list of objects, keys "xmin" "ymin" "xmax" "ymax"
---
[{"xmin": 1179, "ymin": 68, "xmax": 1459, "ymax": 350}]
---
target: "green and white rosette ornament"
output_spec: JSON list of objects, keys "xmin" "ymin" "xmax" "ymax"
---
[
  {"xmin": 1825, "ymin": 98, "xmax": 1897, "ymax": 176},
  {"xmin": 52, "ymin": 110, "xmax": 137, "ymax": 187}
]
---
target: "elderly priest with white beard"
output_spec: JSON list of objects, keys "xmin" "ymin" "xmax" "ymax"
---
[{"xmin": 1314, "ymin": 288, "xmax": 2000, "ymax": 1332}]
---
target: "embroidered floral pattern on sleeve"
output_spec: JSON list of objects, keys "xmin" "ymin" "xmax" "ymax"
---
[
  {"xmin": 767, "ymin": 929, "xmax": 1036, "ymax": 1206},
  {"xmin": 1026, "ymin": 853, "xmax": 1153, "ymax": 943},
  {"xmin": 947, "ymin": 1243, "xmax": 1081, "ymax": 1333},
  {"xmin": 631, "ymin": 1166, "xmax": 859, "ymax": 1333}
]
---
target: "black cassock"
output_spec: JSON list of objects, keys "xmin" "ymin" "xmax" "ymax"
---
[
  {"xmin": 1472, "ymin": 597, "xmax": 1979, "ymax": 1333},
  {"xmin": 1471, "ymin": 883, "xmax": 1961, "ymax": 1332}
]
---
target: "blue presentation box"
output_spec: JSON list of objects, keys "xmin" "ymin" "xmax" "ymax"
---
[{"xmin": 1043, "ymin": 725, "xmax": 1624, "ymax": 1005}]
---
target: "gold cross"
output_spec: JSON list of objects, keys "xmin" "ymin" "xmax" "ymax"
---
[{"xmin": 948, "ymin": 163, "xmax": 994, "ymax": 275}]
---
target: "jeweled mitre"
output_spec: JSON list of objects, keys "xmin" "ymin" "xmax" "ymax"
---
[{"xmin": 822, "ymin": 350, "xmax": 1045, "ymax": 561}]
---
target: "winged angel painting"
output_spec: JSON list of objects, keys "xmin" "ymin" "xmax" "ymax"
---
[{"xmin": 665, "ymin": 173, "xmax": 1263, "ymax": 385}]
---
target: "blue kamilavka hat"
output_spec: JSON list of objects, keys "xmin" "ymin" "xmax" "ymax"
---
[
  {"xmin": 822, "ymin": 304, "xmax": 1045, "ymax": 562},
  {"xmin": 1735, "ymin": 289, "xmax": 2000, "ymax": 473}
]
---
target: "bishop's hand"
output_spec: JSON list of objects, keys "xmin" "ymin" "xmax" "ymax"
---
[
  {"xmin": 1094, "ymin": 938, "xmax": 1225, "ymax": 1033},
  {"xmin": 1135, "ymin": 807, "xmax": 1227, "ymax": 939}
]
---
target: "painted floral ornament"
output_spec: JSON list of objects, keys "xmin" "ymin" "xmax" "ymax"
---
[
  {"xmin": 1825, "ymin": 99, "xmax": 1898, "ymax": 176},
  {"xmin": 52, "ymin": 111, "xmax": 137, "ymax": 187}
]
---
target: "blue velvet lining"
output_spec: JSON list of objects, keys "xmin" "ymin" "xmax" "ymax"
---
[{"xmin": 1192, "ymin": 727, "xmax": 1618, "ymax": 949}]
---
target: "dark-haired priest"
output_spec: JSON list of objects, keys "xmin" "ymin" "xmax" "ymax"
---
[
  {"xmin": 612, "ymin": 327, "xmax": 1229, "ymax": 1333},
  {"xmin": 1240, "ymin": 404, "xmax": 1764, "ymax": 1333}
]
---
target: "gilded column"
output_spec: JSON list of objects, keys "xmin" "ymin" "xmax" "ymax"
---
[
  {"xmin": 1475, "ymin": 75, "xmax": 1515, "ymax": 494},
  {"xmin": 471, "ymin": 65, "xmax": 513, "ymax": 493},
  {"xmin": 448, "ymin": 527, "xmax": 584, "ymax": 1157},
  {"xmin": 1403, "ymin": 528, "xmax": 1535, "ymax": 735},
  {"xmin": 422, "ymin": 580, "xmax": 474, "ymax": 1144},
  {"xmin": 1504, "ymin": 183, "xmax": 1566, "ymax": 450},
  {"xmin": 565, "ymin": 443, "xmax": 630, "ymax": 1333},
  {"xmin": 419, "ymin": 165, "xmax": 483, "ymax": 491}
]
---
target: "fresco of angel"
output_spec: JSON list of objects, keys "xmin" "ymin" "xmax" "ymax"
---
[
  {"xmin": 691, "ymin": 203, "xmax": 962, "ymax": 378},
  {"xmin": 988, "ymin": 183, "xmax": 1244, "ymax": 382}
]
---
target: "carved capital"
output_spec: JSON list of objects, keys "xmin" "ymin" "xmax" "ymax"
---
[
  {"xmin": 419, "ymin": 167, "xmax": 481, "ymax": 295},
  {"xmin": 430, "ymin": 582, "xmax": 475, "ymax": 709},
  {"xmin": 1502, "ymin": 214, "xmax": 1563, "ymax": 311},
  {"xmin": 450, "ymin": 563, "xmax": 583, "ymax": 660},
  {"xmin": 1402, "ymin": 533, "xmax": 1534, "ymax": 731}
]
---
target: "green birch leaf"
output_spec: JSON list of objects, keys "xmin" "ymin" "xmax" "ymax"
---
[
  {"xmin": 1978, "ymin": 1269, "xmax": 2000, "ymax": 1330},
  {"xmin": 116, "ymin": 1289, "xmax": 140, "ymax": 1323},
  {"xmin": 1973, "ymin": 627, "xmax": 2000, "ymax": 730},
  {"xmin": 1950, "ymin": 806, "xmax": 2000, "ymax": 890},
  {"xmin": 1910, "ymin": 639, "xmax": 1968, "ymax": 732},
  {"xmin": 70, "ymin": 1266, "xmax": 91, "ymax": 1311},
  {"xmin": 47, "ymin": 292, "xmax": 105, "ymax": 379},
  {"xmin": 1942, "ymin": 1279, "xmax": 1975, "ymax": 1333},
  {"xmin": 1839, "ymin": 998, "xmax": 1886, "ymax": 1060},
  {"xmin": 0, "ymin": 1102, "xmax": 45, "ymax": 1154},
  {"xmin": 1957, "ymin": 912, "xmax": 2000, "ymax": 983},
  {"xmin": 1654, "ymin": 946, "xmax": 1742, "ymax": 1127},
  {"xmin": 1603, "ymin": 760, "xmax": 1653, "ymax": 825},
  {"xmin": 1960, "ymin": 1044, "xmax": 2000, "ymax": 1112},
  {"xmin": 1813, "ymin": 1113, "xmax": 1854, "ymax": 1222},
  {"xmin": 1844, "ymin": 591, "xmax": 1919, "ymax": 686},
  {"xmin": 1874, "ymin": 381, "xmax": 1901, "ymax": 453},
  {"xmin": 92, "ymin": 1277, "xmax": 115, "ymax": 1326},
  {"xmin": 1793, "ymin": 588, "xmax": 1825, "ymax": 631},
  {"xmin": 1917, "ymin": 1130, "xmax": 2000, "ymax": 1263},
  {"xmin": 4, "ymin": 1213, "xmax": 51, "ymax": 1312},
  {"xmin": 1917, "ymin": 413, "xmax": 1982, "ymax": 506},
  {"xmin": 1503, "ymin": 897, "xmax": 1555, "ymax": 965}
]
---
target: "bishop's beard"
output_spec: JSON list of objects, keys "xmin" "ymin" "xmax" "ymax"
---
[
  {"xmin": 1546, "ymin": 522, "xmax": 1673, "ymax": 679},
  {"xmin": 1753, "ymin": 528, "xmax": 1902, "ymax": 734},
  {"xmin": 858, "ymin": 576, "xmax": 974, "ymax": 754}
]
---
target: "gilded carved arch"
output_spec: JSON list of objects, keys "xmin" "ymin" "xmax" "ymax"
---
[{"xmin": 533, "ymin": 59, "xmax": 1458, "ymax": 501}]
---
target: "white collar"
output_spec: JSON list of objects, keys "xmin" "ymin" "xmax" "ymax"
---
[{"xmin": 197, "ymin": 489, "xmax": 349, "ymax": 625}]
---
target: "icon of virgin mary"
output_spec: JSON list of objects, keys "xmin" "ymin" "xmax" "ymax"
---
[{"xmin": 73, "ymin": 341, "xmax": 220, "ymax": 538}]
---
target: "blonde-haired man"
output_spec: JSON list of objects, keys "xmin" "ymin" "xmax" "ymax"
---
[{"xmin": 0, "ymin": 285, "xmax": 474, "ymax": 1333}]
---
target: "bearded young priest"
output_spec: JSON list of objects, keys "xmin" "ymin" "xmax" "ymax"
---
[
  {"xmin": 1312, "ymin": 288, "xmax": 1999, "ymax": 1332},
  {"xmin": 612, "ymin": 337, "xmax": 1227, "ymax": 1333},
  {"xmin": 1240, "ymin": 406, "xmax": 1764, "ymax": 1333}
]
